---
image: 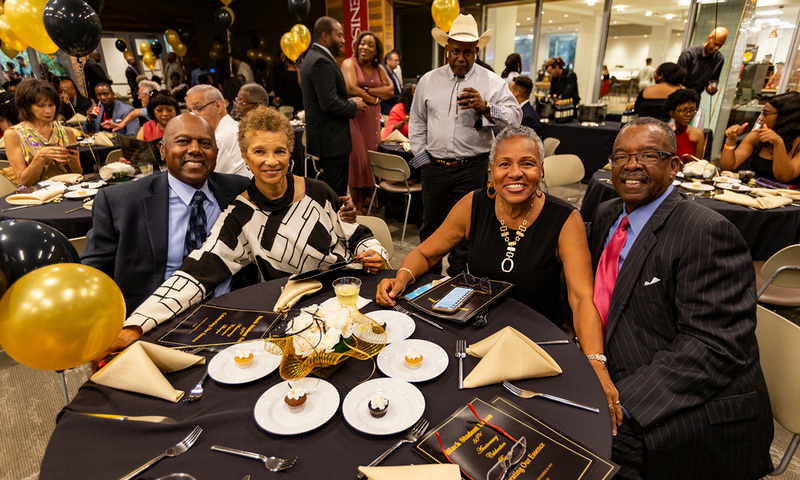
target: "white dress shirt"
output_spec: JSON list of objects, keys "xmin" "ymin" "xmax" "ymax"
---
[{"xmin": 214, "ymin": 114, "xmax": 252, "ymax": 178}]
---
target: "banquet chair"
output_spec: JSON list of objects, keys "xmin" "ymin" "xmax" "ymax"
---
[
  {"xmin": 356, "ymin": 215, "xmax": 394, "ymax": 262},
  {"xmin": 755, "ymin": 306, "xmax": 800, "ymax": 477},
  {"xmin": 69, "ymin": 236, "xmax": 86, "ymax": 257},
  {"xmin": 0, "ymin": 159, "xmax": 10, "ymax": 169},
  {"xmin": 367, "ymin": 150, "xmax": 421, "ymax": 249},
  {"xmin": 301, "ymin": 131, "xmax": 322, "ymax": 179},
  {"xmin": 0, "ymin": 174, "xmax": 15, "ymax": 196},
  {"xmin": 105, "ymin": 149, "xmax": 123, "ymax": 164},
  {"xmin": 279, "ymin": 106, "xmax": 294, "ymax": 119},
  {"xmin": 754, "ymin": 244, "xmax": 800, "ymax": 306},
  {"xmin": 541, "ymin": 154, "xmax": 584, "ymax": 197},
  {"xmin": 543, "ymin": 137, "xmax": 560, "ymax": 158}
]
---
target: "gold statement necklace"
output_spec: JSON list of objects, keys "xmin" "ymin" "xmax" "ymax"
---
[{"xmin": 499, "ymin": 199, "xmax": 535, "ymax": 273}]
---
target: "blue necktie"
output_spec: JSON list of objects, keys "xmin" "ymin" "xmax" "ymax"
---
[{"xmin": 183, "ymin": 191, "xmax": 207, "ymax": 258}]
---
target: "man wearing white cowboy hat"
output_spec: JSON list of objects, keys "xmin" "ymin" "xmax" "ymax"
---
[{"xmin": 409, "ymin": 13, "xmax": 521, "ymax": 276}]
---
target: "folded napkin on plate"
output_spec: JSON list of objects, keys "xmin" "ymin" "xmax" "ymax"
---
[
  {"xmin": 714, "ymin": 191, "xmax": 792, "ymax": 210},
  {"xmin": 94, "ymin": 132, "xmax": 115, "ymax": 146},
  {"xmin": 358, "ymin": 465, "xmax": 460, "ymax": 480},
  {"xmin": 6, "ymin": 184, "xmax": 66, "ymax": 205},
  {"xmin": 273, "ymin": 278, "xmax": 323, "ymax": 312},
  {"xmin": 91, "ymin": 341, "xmax": 204, "ymax": 402},
  {"xmin": 383, "ymin": 130, "xmax": 409, "ymax": 144},
  {"xmin": 48, "ymin": 173, "xmax": 84, "ymax": 184},
  {"xmin": 66, "ymin": 113, "xmax": 87, "ymax": 124},
  {"xmin": 83, "ymin": 199, "xmax": 93, "ymax": 211},
  {"xmin": 464, "ymin": 326, "xmax": 561, "ymax": 388},
  {"xmin": 750, "ymin": 187, "xmax": 800, "ymax": 202}
]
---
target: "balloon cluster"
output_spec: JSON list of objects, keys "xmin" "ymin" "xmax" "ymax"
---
[
  {"xmin": 165, "ymin": 29, "xmax": 188, "ymax": 57},
  {"xmin": 113, "ymin": 37, "xmax": 136, "ymax": 65},
  {"xmin": 209, "ymin": 38, "xmax": 225, "ymax": 61},
  {"xmin": 247, "ymin": 36, "xmax": 273, "ymax": 71},
  {"xmin": 432, "ymin": 0, "xmax": 460, "ymax": 33},
  {"xmin": 280, "ymin": 24, "xmax": 310, "ymax": 62}
]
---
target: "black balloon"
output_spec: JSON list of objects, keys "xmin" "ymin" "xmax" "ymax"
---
[
  {"xmin": 255, "ymin": 58, "xmax": 267, "ymax": 70},
  {"xmin": 150, "ymin": 39, "xmax": 163, "ymax": 57},
  {"xmin": 114, "ymin": 39, "xmax": 126, "ymax": 52},
  {"xmin": 213, "ymin": 35, "xmax": 224, "ymax": 44},
  {"xmin": 43, "ymin": 0, "xmax": 103, "ymax": 58},
  {"xmin": 84, "ymin": 0, "xmax": 104, "ymax": 13},
  {"xmin": 178, "ymin": 29, "xmax": 191, "ymax": 45},
  {"xmin": 250, "ymin": 35, "xmax": 260, "ymax": 49},
  {"xmin": 0, "ymin": 240, "xmax": 9, "ymax": 298},
  {"xmin": 0, "ymin": 220, "xmax": 79, "ymax": 286},
  {"xmin": 288, "ymin": 0, "xmax": 310, "ymax": 21},
  {"xmin": 214, "ymin": 8, "xmax": 233, "ymax": 30}
]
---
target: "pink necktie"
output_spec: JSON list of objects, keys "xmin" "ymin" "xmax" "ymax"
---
[{"xmin": 594, "ymin": 216, "xmax": 630, "ymax": 329}]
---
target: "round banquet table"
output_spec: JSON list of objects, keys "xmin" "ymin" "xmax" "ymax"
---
[
  {"xmin": 0, "ymin": 192, "xmax": 93, "ymax": 238},
  {"xmin": 39, "ymin": 271, "xmax": 612, "ymax": 480},
  {"xmin": 0, "ymin": 142, "xmax": 120, "ymax": 176},
  {"xmin": 579, "ymin": 170, "xmax": 800, "ymax": 261}
]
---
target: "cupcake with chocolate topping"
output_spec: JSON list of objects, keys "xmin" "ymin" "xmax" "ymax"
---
[
  {"xmin": 284, "ymin": 388, "xmax": 307, "ymax": 413},
  {"xmin": 368, "ymin": 395, "xmax": 389, "ymax": 418}
]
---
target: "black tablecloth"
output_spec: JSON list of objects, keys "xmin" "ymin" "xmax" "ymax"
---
[
  {"xmin": 580, "ymin": 171, "xmax": 800, "ymax": 261},
  {"xmin": 0, "ymin": 143, "xmax": 120, "ymax": 176},
  {"xmin": 0, "ymin": 192, "xmax": 93, "ymax": 238},
  {"xmin": 39, "ymin": 271, "xmax": 612, "ymax": 480}
]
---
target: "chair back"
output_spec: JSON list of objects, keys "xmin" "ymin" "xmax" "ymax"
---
[
  {"xmin": 542, "ymin": 154, "xmax": 584, "ymax": 188},
  {"xmin": 105, "ymin": 149, "xmax": 123, "ymax": 165},
  {"xmin": 543, "ymin": 137, "xmax": 560, "ymax": 158},
  {"xmin": 756, "ymin": 305, "xmax": 800, "ymax": 434},
  {"xmin": 279, "ymin": 106, "xmax": 294, "ymax": 119},
  {"xmin": 0, "ymin": 174, "xmax": 16, "ymax": 196},
  {"xmin": 368, "ymin": 150, "xmax": 410, "ymax": 184},
  {"xmin": 356, "ymin": 215, "xmax": 394, "ymax": 261},
  {"xmin": 69, "ymin": 236, "xmax": 87, "ymax": 257},
  {"xmin": 761, "ymin": 244, "xmax": 800, "ymax": 288},
  {"xmin": 0, "ymin": 159, "xmax": 10, "ymax": 169}
]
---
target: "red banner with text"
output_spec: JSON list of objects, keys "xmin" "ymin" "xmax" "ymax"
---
[{"xmin": 343, "ymin": 0, "xmax": 369, "ymax": 58}]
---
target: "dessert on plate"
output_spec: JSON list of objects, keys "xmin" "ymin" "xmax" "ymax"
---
[
  {"xmin": 404, "ymin": 348, "xmax": 423, "ymax": 370},
  {"xmin": 234, "ymin": 347, "xmax": 254, "ymax": 369},
  {"xmin": 368, "ymin": 395, "xmax": 389, "ymax": 418},
  {"xmin": 285, "ymin": 388, "xmax": 307, "ymax": 413}
]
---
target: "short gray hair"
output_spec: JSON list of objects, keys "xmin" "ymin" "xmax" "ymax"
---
[
  {"xmin": 138, "ymin": 80, "xmax": 159, "ymax": 95},
  {"xmin": 239, "ymin": 83, "xmax": 269, "ymax": 105},
  {"xmin": 490, "ymin": 125, "xmax": 545, "ymax": 165},
  {"xmin": 187, "ymin": 84, "xmax": 224, "ymax": 103},
  {"xmin": 619, "ymin": 117, "xmax": 677, "ymax": 153}
]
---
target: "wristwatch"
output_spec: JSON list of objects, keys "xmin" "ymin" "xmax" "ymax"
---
[
  {"xmin": 586, "ymin": 353, "xmax": 607, "ymax": 365},
  {"xmin": 364, "ymin": 86, "xmax": 370, "ymax": 94},
  {"xmin": 482, "ymin": 101, "xmax": 492, "ymax": 115}
]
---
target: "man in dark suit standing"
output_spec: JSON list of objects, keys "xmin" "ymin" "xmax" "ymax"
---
[
  {"xmin": 585, "ymin": 117, "xmax": 773, "ymax": 479},
  {"xmin": 125, "ymin": 56, "xmax": 141, "ymax": 108},
  {"xmin": 380, "ymin": 51, "xmax": 402, "ymax": 116},
  {"xmin": 300, "ymin": 16, "xmax": 367, "ymax": 196},
  {"xmin": 83, "ymin": 50, "xmax": 111, "ymax": 101},
  {"xmin": 509, "ymin": 76, "xmax": 542, "ymax": 138}
]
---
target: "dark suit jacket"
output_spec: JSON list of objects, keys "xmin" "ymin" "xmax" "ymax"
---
[
  {"xmin": 300, "ymin": 45, "xmax": 357, "ymax": 158},
  {"xmin": 589, "ymin": 190, "xmax": 773, "ymax": 479},
  {"xmin": 380, "ymin": 64, "xmax": 401, "ymax": 116},
  {"xmin": 63, "ymin": 93, "xmax": 93, "ymax": 119},
  {"xmin": 520, "ymin": 102, "xmax": 543, "ymax": 138},
  {"xmin": 81, "ymin": 171, "xmax": 251, "ymax": 315},
  {"xmin": 126, "ymin": 65, "xmax": 140, "ymax": 107},
  {"xmin": 83, "ymin": 59, "xmax": 111, "ymax": 101}
]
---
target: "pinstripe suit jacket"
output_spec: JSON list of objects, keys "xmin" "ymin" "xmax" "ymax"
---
[{"xmin": 590, "ymin": 189, "xmax": 773, "ymax": 479}]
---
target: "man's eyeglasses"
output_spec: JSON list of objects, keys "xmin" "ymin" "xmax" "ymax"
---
[
  {"xmin": 460, "ymin": 272, "xmax": 492, "ymax": 295},
  {"xmin": 234, "ymin": 97, "xmax": 259, "ymax": 106},
  {"xmin": 187, "ymin": 100, "xmax": 217, "ymax": 114},
  {"xmin": 608, "ymin": 151, "xmax": 674, "ymax": 167}
]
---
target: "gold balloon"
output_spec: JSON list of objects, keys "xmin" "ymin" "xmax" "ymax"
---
[
  {"xmin": 173, "ymin": 42, "xmax": 187, "ymax": 57},
  {"xmin": 4, "ymin": 0, "xmax": 57, "ymax": 53},
  {"xmin": 432, "ymin": 0, "xmax": 460, "ymax": 33},
  {"xmin": 142, "ymin": 52, "xmax": 156, "ymax": 70},
  {"xmin": 0, "ymin": 264, "xmax": 125, "ymax": 371},
  {"xmin": 246, "ymin": 48, "xmax": 258, "ymax": 61},
  {"xmin": 1, "ymin": 41, "xmax": 18, "ymax": 58},
  {"xmin": 164, "ymin": 29, "xmax": 180, "ymax": 48},
  {"xmin": 0, "ymin": 4, "xmax": 4, "ymax": 14},
  {"xmin": 263, "ymin": 53, "xmax": 274, "ymax": 65},
  {"xmin": 220, "ymin": 0, "xmax": 232, "ymax": 5},
  {"xmin": 0, "ymin": 14, "xmax": 26, "ymax": 52},
  {"xmin": 139, "ymin": 41, "xmax": 151, "ymax": 55},
  {"xmin": 281, "ymin": 31, "xmax": 302, "ymax": 62},
  {"xmin": 213, "ymin": 41, "xmax": 224, "ymax": 53},
  {"xmin": 291, "ymin": 24, "xmax": 311, "ymax": 52},
  {"xmin": 209, "ymin": 49, "xmax": 220, "ymax": 61},
  {"xmin": 222, "ymin": 6, "xmax": 235, "ymax": 27},
  {"xmin": 123, "ymin": 49, "xmax": 135, "ymax": 62}
]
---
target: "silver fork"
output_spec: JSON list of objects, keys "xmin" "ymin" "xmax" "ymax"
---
[
  {"xmin": 393, "ymin": 304, "xmax": 443, "ymax": 330},
  {"xmin": 211, "ymin": 445, "xmax": 296, "ymax": 472},
  {"xmin": 119, "ymin": 425, "xmax": 202, "ymax": 480},
  {"xmin": 183, "ymin": 371, "xmax": 209, "ymax": 403},
  {"xmin": 502, "ymin": 380, "xmax": 600, "ymax": 413},
  {"xmin": 455, "ymin": 340, "xmax": 467, "ymax": 390},
  {"xmin": 356, "ymin": 418, "xmax": 429, "ymax": 479}
]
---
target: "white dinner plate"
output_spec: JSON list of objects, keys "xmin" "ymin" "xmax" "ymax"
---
[
  {"xmin": 377, "ymin": 339, "xmax": 448, "ymax": 382},
  {"xmin": 342, "ymin": 378, "xmax": 425, "ymax": 435},
  {"xmin": 253, "ymin": 379, "xmax": 339, "ymax": 435},
  {"xmin": 365, "ymin": 310, "xmax": 415, "ymax": 344},
  {"xmin": 714, "ymin": 176, "xmax": 741, "ymax": 184},
  {"xmin": 680, "ymin": 182, "xmax": 714, "ymax": 192},
  {"xmin": 676, "ymin": 171, "xmax": 685, "ymax": 178},
  {"xmin": 672, "ymin": 180, "xmax": 681, "ymax": 186},
  {"xmin": 67, "ymin": 181, "xmax": 105, "ymax": 191},
  {"xmin": 207, "ymin": 341, "xmax": 282, "ymax": 385},
  {"xmin": 716, "ymin": 183, "xmax": 752, "ymax": 193},
  {"xmin": 64, "ymin": 189, "xmax": 98, "ymax": 199}
]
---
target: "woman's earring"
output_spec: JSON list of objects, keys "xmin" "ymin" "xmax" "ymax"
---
[{"xmin": 487, "ymin": 181, "xmax": 497, "ymax": 199}]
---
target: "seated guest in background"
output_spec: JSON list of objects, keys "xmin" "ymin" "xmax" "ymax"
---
[
  {"xmin": 233, "ymin": 83, "xmax": 269, "ymax": 120},
  {"xmin": 94, "ymin": 106, "xmax": 385, "ymax": 362},
  {"xmin": 633, "ymin": 63, "xmax": 685, "ymax": 122},
  {"xmin": 501, "ymin": 53, "xmax": 522, "ymax": 85},
  {"xmin": 378, "ymin": 125, "xmax": 599, "ymax": 330},
  {"xmin": 109, "ymin": 80, "xmax": 159, "ymax": 133},
  {"xmin": 0, "ymin": 90, "xmax": 20, "ymax": 134},
  {"xmin": 588, "ymin": 117, "xmax": 773, "ymax": 479},
  {"xmin": 665, "ymin": 88, "xmax": 705, "ymax": 162},
  {"xmin": 186, "ymin": 84, "xmax": 251, "ymax": 178},
  {"xmin": 221, "ymin": 76, "xmax": 243, "ymax": 116},
  {"xmin": 4, "ymin": 78, "xmax": 20, "ymax": 92},
  {"xmin": 380, "ymin": 50, "xmax": 402, "ymax": 116},
  {"xmin": 545, "ymin": 57, "xmax": 579, "ymax": 104},
  {"xmin": 721, "ymin": 91, "xmax": 800, "ymax": 185},
  {"xmin": 86, "ymin": 82, "xmax": 137, "ymax": 136},
  {"xmin": 510, "ymin": 75, "xmax": 543, "ymax": 138},
  {"xmin": 169, "ymin": 72, "xmax": 188, "ymax": 102},
  {"xmin": 5, "ymin": 79, "xmax": 81, "ymax": 186},
  {"xmin": 57, "ymin": 77, "xmax": 92, "ymax": 118},
  {"xmin": 137, "ymin": 92, "xmax": 179, "ymax": 141},
  {"xmin": 382, "ymin": 83, "xmax": 414, "ymax": 140}
]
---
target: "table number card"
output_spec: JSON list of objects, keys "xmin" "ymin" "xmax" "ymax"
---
[{"xmin": 158, "ymin": 304, "xmax": 285, "ymax": 347}]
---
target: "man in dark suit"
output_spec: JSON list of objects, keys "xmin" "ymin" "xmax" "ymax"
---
[
  {"xmin": 57, "ymin": 77, "xmax": 92, "ymax": 118},
  {"xmin": 586, "ymin": 117, "xmax": 773, "ymax": 479},
  {"xmin": 125, "ymin": 56, "xmax": 141, "ymax": 108},
  {"xmin": 510, "ymin": 76, "xmax": 542, "ymax": 138},
  {"xmin": 300, "ymin": 16, "xmax": 367, "ymax": 196},
  {"xmin": 83, "ymin": 50, "xmax": 111, "ymax": 101},
  {"xmin": 380, "ymin": 51, "xmax": 402, "ymax": 116}
]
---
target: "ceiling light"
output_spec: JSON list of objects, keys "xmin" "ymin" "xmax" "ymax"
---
[
  {"xmin": 587, "ymin": 0, "xmax": 595, "ymax": 5},
  {"xmin": 665, "ymin": 14, "xmax": 675, "ymax": 20},
  {"xmin": 698, "ymin": 0, "xmax": 726, "ymax": 3},
  {"xmin": 756, "ymin": 18, "xmax": 780, "ymax": 24},
  {"xmin": 644, "ymin": 34, "xmax": 648, "ymax": 37},
  {"xmin": 564, "ymin": 14, "xmax": 569, "ymax": 17},
  {"xmin": 526, "ymin": 17, "xmax": 531, "ymax": 20},
  {"xmin": 684, "ymin": 19, "xmax": 688, "ymax": 23},
  {"xmin": 558, "ymin": 26, "xmax": 562, "ymax": 30},
  {"xmin": 614, "ymin": 36, "xmax": 618, "ymax": 39},
  {"xmin": 645, "ymin": 11, "xmax": 653, "ymax": 16},
  {"xmin": 779, "ymin": 24, "xmax": 796, "ymax": 29},
  {"xmin": 516, "ymin": 22, "xmax": 520, "ymax": 26},
  {"xmin": 616, "ymin": 5, "xmax": 625, "ymax": 11},
  {"xmin": 757, "ymin": 9, "xmax": 784, "ymax": 16},
  {"xmin": 613, "ymin": 20, "xmax": 617, "ymax": 24},
  {"xmin": 548, "ymin": 20, "xmax": 553, "ymax": 23}
]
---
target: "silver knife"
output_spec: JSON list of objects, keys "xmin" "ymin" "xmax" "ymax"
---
[{"xmin": 80, "ymin": 413, "xmax": 177, "ymax": 424}]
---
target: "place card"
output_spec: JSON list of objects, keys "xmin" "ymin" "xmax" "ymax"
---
[{"xmin": 158, "ymin": 304, "xmax": 285, "ymax": 347}]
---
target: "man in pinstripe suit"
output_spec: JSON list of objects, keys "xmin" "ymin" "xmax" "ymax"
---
[{"xmin": 588, "ymin": 117, "xmax": 773, "ymax": 479}]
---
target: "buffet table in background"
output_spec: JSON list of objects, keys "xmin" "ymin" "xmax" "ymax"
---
[{"xmin": 40, "ymin": 271, "xmax": 613, "ymax": 480}]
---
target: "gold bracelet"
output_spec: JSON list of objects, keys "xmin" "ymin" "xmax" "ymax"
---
[
  {"xmin": 398, "ymin": 267, "xmax": 416, "ymax": 284},
  {"xmin": 724, "ymin": 143, "xmax": 736, "ymax": 150}
]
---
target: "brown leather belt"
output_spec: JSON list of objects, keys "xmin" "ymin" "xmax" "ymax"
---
[{"xmin": 432, "ymin": 153, "xmax": 488, "ymax": 168}]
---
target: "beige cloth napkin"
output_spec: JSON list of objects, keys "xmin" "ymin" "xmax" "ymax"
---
[
  {"xmin": 66, "ymin": 113, "xmax": 87, "ymax": 124},
  {"xmin": 48, "ymin": 173, "xmax": 84, "ymax": 184},
  {"xmin": 463, "ymin": 326, "xmax": 561, "ymax": 388},
  {"xmin": 91, "ymin": 342, "xmax": 205, "ymax": 402},
  {"xmin": 94, "ymin": 132, "xmax": 115, "ymax": 146},
  {"xmin": 83, "ymin": 199, "xmax": 93, "ymax": 211},
  {"xmin": 6, "ymin": 185, "xmax": 66, "ymax": 205},
  {"xmin": 383, "ymin": 130, "xmax": 409, "ymax": 144},
  {"xmin": 714, "ymin": 191, "xmax": 792, "ymax": 210},
  {"xmin": 273, "ymin": 278, "xmax": 323, "ymax": 312},
  {"xmin": 750, "ymin": 187, "xmax": 800, "ymax": 202},
  {"xmin": 358, "ymin": 465, "xmax": 460, "ymax": 480}
]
